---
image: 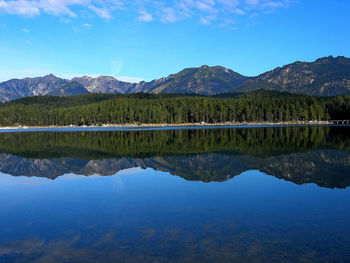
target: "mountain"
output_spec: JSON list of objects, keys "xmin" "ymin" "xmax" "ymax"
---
[
  {"xmin": 0, "ymin": 66, "xmax": 246, "ymax": 102},
  {"xmin": 235, "ymin": 56, "xmax": 350, "ymax": 96},
  {"xmin": 132, "ymin": 65, "xmax": 249, "ymax": 95},
  {"xmin": 72, "ymin": 76, "xmax": 134, "ymax": 94},
  {"xmin": 0, "ymin": 74, "xmax": 88, "ymax": 102},
  {"xmin": 1, "ymin": 56, "xmax": 350, "ymax": 102},
  {"xmin": 1, "ymin": 149, "xmax": 349, "ymax": 189},
  {"xmin": 44, "ymin": 81, "xmax": 88, "ymax": 96},
  {"xmin": 0, "ymin": 126, "xmax": 349, "ymax": 188}
]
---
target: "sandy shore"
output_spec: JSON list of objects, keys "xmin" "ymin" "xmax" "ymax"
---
[{"xmin": 0, "ymin": 121, "xmax": 336, "ymax": 130}]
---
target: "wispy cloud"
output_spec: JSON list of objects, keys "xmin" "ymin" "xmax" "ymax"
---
[
  {"xmin": 137, "ymin": 10, "xmax": 153, "ymax": 22},
  {"xmin": 199, "ymin": 14, "xmax": 217, "ymax": 25},
  {"xmin": 88, "ymin": 5, "xmax": 112, "ymax": 19},
  {"xmin": 0, "ymin": 0, "xmax": 40, "ymax": 17},
  {"xmin": 115, "ymin": 76, "xmax": 144, "ymax": 83},
  {"xmin": 245, "ymin": 0, "xmax": 293, "ymax": 10},
  {"xmin": 0, "ymin": 0, "xmax": 123, "ymax": 19},
  {"xmin": 0, "ymin": 0, "xmax": 295, "ymax": 27},
  {"xmin": 160, "ymin": 7, "xmax": 178, "ymax": 23}
]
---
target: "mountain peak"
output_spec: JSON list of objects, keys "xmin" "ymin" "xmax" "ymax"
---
[
  {"xmin": 133, "ymin": 64, "xmax": 249, "ymax": 95},
  {"xmin": 236, "ymin": 55, "xmax": 350, "ymax": 96},
  {"xmin": 72, "ymin": 75, "xmax": 133, "ymax": 94},
  {"xmin": 314, "ymin": 55, "xmax": 349, "ymax": 64},
  {"xmin": 42, "ymin": 74, "xmax": 59, "ymax": 80},
  {"xmin": 1, "ymin": 56, "xmax": 350, "ymax": 102},
  {"xmin": 315, "ymin": 55, "xmax": 335, "ymax": 63},
  {"xmin": 45, "ymin": 73, "xmax": 57, "ymax": 77}
]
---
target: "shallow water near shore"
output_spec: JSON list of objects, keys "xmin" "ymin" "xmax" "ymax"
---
[{"xmin": 0, "ymin": 126, "xmax": 349, "ymax": 262}]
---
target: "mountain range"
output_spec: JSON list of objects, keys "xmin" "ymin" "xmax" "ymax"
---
[
  {"xmin": 0, "ymin": 126, "xmax": 349, "ymax": 188},
  {"xmin": 1, "ymin": 150, "xmax": 349, "ymax": 189},
  {"xmin": 0, "ymin": 56, "xmax": 349, "ymax": 102}
]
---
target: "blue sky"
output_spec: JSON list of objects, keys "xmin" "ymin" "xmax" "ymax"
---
[{"xmin": 0, "ymin": 0, "xmax": 349, "ymax": 82}]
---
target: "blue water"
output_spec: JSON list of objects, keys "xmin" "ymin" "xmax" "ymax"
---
[
  {"xmin": 0, "ymin": 126, "xmax": 349, "ymax": 262},
  {"xmin": 0, "ymin": 169, "xmax": 349, "ymax": 263}
]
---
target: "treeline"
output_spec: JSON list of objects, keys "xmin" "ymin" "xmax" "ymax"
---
[
  {"xmin": 0, "ymin": 90, "xmax": 349, "ymax": 126},
  {"xmin": 1, "ymin": 126, "xmax": 349, "ymax": 159}
]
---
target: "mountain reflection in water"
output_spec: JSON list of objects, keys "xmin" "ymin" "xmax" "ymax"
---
[
  {"xmin": 0, "ymin": 126, "xmax": 349, "ymax": 188},
  {"xmin": 0, "ymin": 126, "xmax": 350, "ymax": 263}
]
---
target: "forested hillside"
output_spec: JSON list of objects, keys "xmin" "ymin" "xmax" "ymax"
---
[{"xmin": 0, "ymin": 90, "xmax": 349, "ymax": 126}]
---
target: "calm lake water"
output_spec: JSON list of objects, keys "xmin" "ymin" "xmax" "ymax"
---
[{"xmin": 0, "ymin": 126, "xmax": 349, "ymax": 263}]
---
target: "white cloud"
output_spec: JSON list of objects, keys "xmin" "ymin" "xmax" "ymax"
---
[
  {"xmin": 21, "ymin": 27, "xmax": 29, "ymax": 32},
  {"xmin": 0, "ymin": 0, "xmax": 40, "ymax": 17},
  {"xmin": 0, "ymin": 0, "xmax": 123, "ymax": 18},
  {"xmin": 88, "ymin": 5, "xmax": 112, "ymax": 19},
  {"xmin": 35, "ymin": 0, "xmax": 78, "ymax": 17},
  {"xmin": 115, "ymin": 76, "xmax": 144, "ymax": 83},
  {"xmin": 199, "ymin": 16, "xmax": 211, "ymax": 25},
  {"xmin": 196, "ymin": 1, "xmax": 215, "ymax": 12},
  {"xmin": 160, "ymin": 7, "xmax": 178, "ymax": 23},
  {"xmin": 0, "ymin": 0, "xmax": 295, "ymax": 28},
  {"xmin": 137, "ymin": 0, "xmax": 292, "ymax": 26},
  {"xmin": 137, "ymin": 10, "xmax": 153, "ymax": 22},
  {"xmin": 245, "ymin": 0, "xmax": 292, "ymax": 9},
  {"xmin": 199, "ymin": 14, "xmax": 216, "ymax": 25},
  {"xmin": 233, "ymin": 8, "xmax": 245, "ymax": 15}
]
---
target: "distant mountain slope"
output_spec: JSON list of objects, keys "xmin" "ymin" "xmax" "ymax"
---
[
  {"xmin": 132, "ymin": 65, "xmax": 249, "ymax": 95},
  {"xmin": 0, "ymin": 74, "xmax": 88, "ymax": 102},
  {"xmin": 2, "ymin": 150, "xmax": 350, "ymax": 189},
  {"xmin": 235, "ymin": 56, "xmax": 350, "ymax": 96},
  {"xmin": 1, "ymin": 56, "xmax": 350, "ymax": 102},
  {"xmin": 72, "ymin": 76, "xmax": 133, "ymax": 94},
  {"xmin": 0, "ymin": 66, "xmax": 247, "ymax": 101},
  {"xmin": 45, "ymin": 81, "xmax": 88, "ymax": 96}
]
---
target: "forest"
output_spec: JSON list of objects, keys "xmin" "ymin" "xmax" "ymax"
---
[
  {"xmin": 0, "ymin": 90, "xmax": 349, "ymax": 126},
  {"xmin": 1, "ymin": 126, "xmax": 349, "ymax": 159}
]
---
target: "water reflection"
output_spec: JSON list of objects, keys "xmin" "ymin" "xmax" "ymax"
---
[
  {"xmin": 1, "ymin": 170, "xmax": 350, "ymax": 263},
  {"xmin": 0, "ymin": 126, "xmax": 350, "ymax": 262},
  {"xmin": 0, "ymin": 126, "xmax": 349, "ymax": 188}
]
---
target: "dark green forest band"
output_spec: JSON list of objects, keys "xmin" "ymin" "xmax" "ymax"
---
[
  {"xmin": 0, "ymin": 90, "xmax": 349, "ymax": 126},
  {"xmin": 0, "ymin": 126, "xmax": 349, "ymax": 159}
]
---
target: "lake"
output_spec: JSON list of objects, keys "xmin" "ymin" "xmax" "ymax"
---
[{"xmin": 0, "ymin": 126, "xmax": 349, "ymax": 263}]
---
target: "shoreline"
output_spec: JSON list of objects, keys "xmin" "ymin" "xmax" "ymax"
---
[{"xmin": 0, "ymin": 121, "xmax": 342, "ymax": 131}]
